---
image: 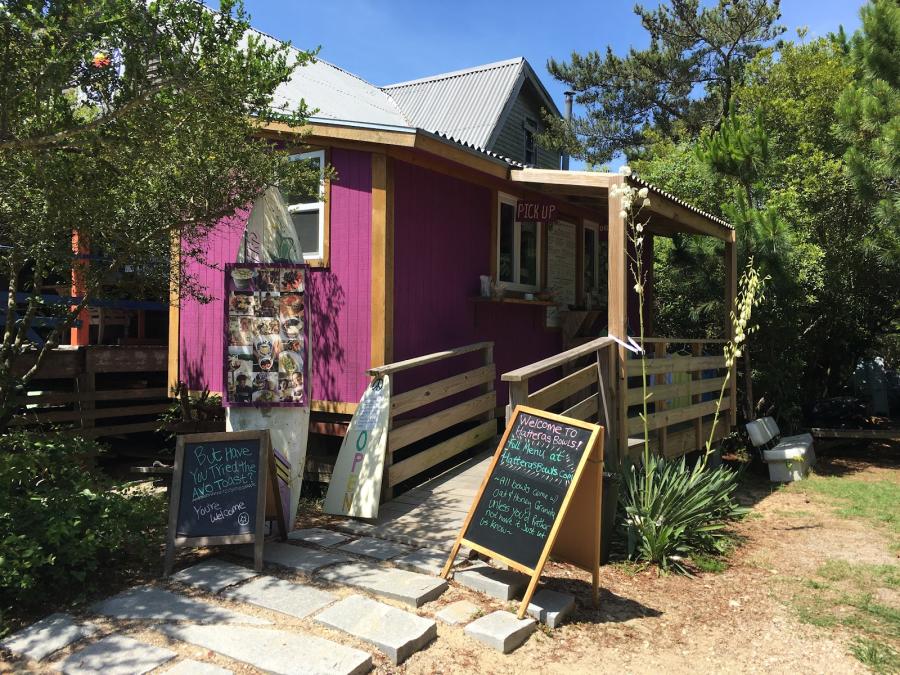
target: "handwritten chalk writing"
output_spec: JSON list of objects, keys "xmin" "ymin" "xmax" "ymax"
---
[
  {"xmin": 175, "ymin": 437, "xmax": 262, "ymax": 539},
  {"xmin": 463, "ymin": 411, "xmax": 594, "ymax": 570}
]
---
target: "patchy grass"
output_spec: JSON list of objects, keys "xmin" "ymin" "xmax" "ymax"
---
[
  {"xmin": 691, "ymin": 554, "xmax": 728, "ymax": 573},
  {"xmin": 790, "ymin": 559, "xmax": 900, "ymax": 671},
  {"xmin": 850, "ymin": 638, "xmax": 900, "ymax": 674},
  {"xmin": 789, "ymin": 476, "xmax": 900, "ymax": 552}
]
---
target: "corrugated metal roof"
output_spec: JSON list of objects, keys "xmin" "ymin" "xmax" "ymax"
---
[
  {"xmin": 628, "ymin": 175, "xmax": 733, "ymax": 230},
  {"xmin": 425, "ymin": 131, "xmax": 524, "ymax": 168},
  {"xmin": 383, "ymin": 58, "xmax": 527, "ymax": 150},
  {"xmin": 250, "ymin": 29, "xmax": 411, "ymax": 129}
]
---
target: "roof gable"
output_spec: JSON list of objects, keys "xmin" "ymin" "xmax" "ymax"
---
[
  {"xmin": 382, "ymin": 57, "xmax": 560, "ymax": 151},
  {"xmin": 251, "ymin": 29, "xmax": 410, "ymax": 129}
]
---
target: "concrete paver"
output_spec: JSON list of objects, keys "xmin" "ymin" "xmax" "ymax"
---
[
  {"xmin": 435, "ymin": 600, "xmax": 480, "ymax": 626},
  {"xmin": 223, "ymin": 576, "xmax": 337, "ymax": 619},
  {"xmin": 237, "ymin": 541, "xmax": 352, "ymax": 574},
  {"xmin": 337, "ymin": 536, "xmax": 415, "ymax": 561},
  {"xmin": 172, "ymin": 559, "xmax": 257, "ymax": 593},
  {"xmin": 0, "ymin": 613, "xmax": 96, "ymax": 662},
  {"xmin": 91, "ymin": 586, "xmax": 268, "ymax": 624},
  {"xmin": 165, "ymin": 659, "xmax": 233, "ymax": 675},
  {"xmin": 526, "ymin": 589, "xmax": 575, "ymax": 628},
  {"xmin": 288, "ymin": 528, "xmax": 352, "ymax": 548},
  {"xmin": 464, "ymin": 610, "xmax": 536, "ymax": 653},
  {"xmin": 317, "ymin": 562, "xmax": 447, "ymax": 607},
  {"xmin": 315, "ymin": 594, "xmax": 436, "ymax": 665},
  {"xmin": 57, "ymin": 635, "xmax": 176, "ymax": 675},
  {"xmin": 454, "ymin": 563, "xmax": 529, "ymax": 601},
  {"xmin": 161, "ymin": 624, "xmax": 372, "ymax": 675}
]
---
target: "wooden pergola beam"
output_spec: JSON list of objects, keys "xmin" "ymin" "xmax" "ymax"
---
[
  {"xmin": 510, "ymin": 168, "xmax": 612, "ymax": 189},
  {"xmin": 606, "ymin": 174, "xmax": 628, "ymax": 466}
]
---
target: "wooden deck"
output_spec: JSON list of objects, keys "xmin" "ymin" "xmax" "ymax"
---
[{"xmin": 340, "ymin": 449, "xmax": 493, "ymax": 551}]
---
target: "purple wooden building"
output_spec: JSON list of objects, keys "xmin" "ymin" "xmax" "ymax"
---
[{"xmin": 171, "ymin": 32, "xmax": 737, "ymax": 468}]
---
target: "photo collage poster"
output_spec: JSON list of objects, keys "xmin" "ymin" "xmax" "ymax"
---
[{"xmin": 224, "ymin": 263, "xmax": 308, "ymax": 407}]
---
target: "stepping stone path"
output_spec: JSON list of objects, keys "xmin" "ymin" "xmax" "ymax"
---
[
  {"xmin": 318, "ymin": 561, "xmax": 448, "ymax": 607},
  {"xmin": 337, "ymin": 536, "xmax": 415, "ymax": 561},
  {"xmin": 0, "ymin": 613, "xmax": 96, "ymax": 662},
  {"xmin": 239, "ymin": 541, "xmax": 352, "ymax": 574},
  {"xmin": 315, "ymin": 594, "xmax": 437, "ymax": 665},
  {"xmin": 165, "ymin": 660, "xmax": 233, "ymax": 675},
  {"xmin": 57, "ymin": 635, "xmax": 176, "ymax": 675},
  {"xmin": 527, "ymin": 588, "xmax": 576, "ymax": 629},
  {"xmin": 4, "ymin": 525, "xmax": 566, "ymax": 673},
  {"xmin": 436, "ymin": 600, "xmax": 480, "ymax": 626},
  {"xmin": 161, "ymin": 624, "xmax": 371, "ymax": 675},
  {"xmin": 288, "ymin": 527, "xmax": 352, "ymax": 547},
  {"xmin": 92, "ymin": 586, "xmax": 269, "ymax": 624},
  {"xmin": 224, "ymin": 575, "xmax": 337, "ymax": 619},
  {"xmin": 173, "ymin": 559, "xmax": 258, "ymax": 593},
  {"xmin": 464, "ymin": 610, "xmax": 536, "ymax": 654},
  {"xmin": 454, "ymin": 563, "xmax": 529, "ymax": 600},
  {"xmin": 393, "ymin": 547, "xmax": 448, "ymax": 576}
]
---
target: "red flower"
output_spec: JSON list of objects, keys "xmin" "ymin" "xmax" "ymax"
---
[{"xmin": 92, "ymin": 52, "xmax": 111, "ymax": 68}]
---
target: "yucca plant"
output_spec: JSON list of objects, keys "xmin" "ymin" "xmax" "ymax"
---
[
  {"xmin": 611, "ymin": 166, "xmax": 763, "ymax": 574},
  {"xmin": 620, "ymin": 454, "xmax": 748, "ymax": 573}
]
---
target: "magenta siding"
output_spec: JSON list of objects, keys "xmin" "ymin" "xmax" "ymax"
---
[
  {"xmin": 392, "ymin": 160, "xmax": 561, "ymax": 404},
  {"xmin": 179, "ymin": 212, "xmax": 248, "ymax": 394},
  {"xmin": 178, "ymin": 148, "xmax": 373, "ymax": 403},
  {"xmin": 306, "ymin": 148, "xmax": 372, "ymax": 403}
]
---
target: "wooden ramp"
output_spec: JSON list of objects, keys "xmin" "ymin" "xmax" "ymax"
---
[{"xmin": 339, "ymin": 449, "xmax": 493, "ymax": 552}]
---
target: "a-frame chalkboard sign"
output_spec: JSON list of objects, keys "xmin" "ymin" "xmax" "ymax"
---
[
  {"xmin": 441, "ymin": 406, "xmax": 605, "ymax": 619},
  {"xmin": 163, "ymin": 430, "xmax": 286, "ymax": 576}
]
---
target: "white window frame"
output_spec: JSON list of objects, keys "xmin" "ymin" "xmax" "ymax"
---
[
  {"xmin": 497, "ymin": 192, "xmax": 542, "ymax": 292},
  {"xmin": 583, "ymin": 219, "xmax": 601, "ymax": 296},
  {"xmin": 287, "ymin": 150, "xmax": 325, "ymax": 262}
]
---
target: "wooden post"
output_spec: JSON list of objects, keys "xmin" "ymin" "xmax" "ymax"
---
[
  {"xmin": 607, "ymin": 176, "xmax": 628, "ymax": 467},
  {"xmin": 483, "ymin": 344, "xmax": 495, "ymax": 424},
  {"xmin": 71, "ymin": 231, "xmax": 90, "ymax": 346},
  {"xmin": 167, "ymin": 229, "xmax": 181, "ymax": 395},
  {"xmin": 692, "ymin": 343, "xmax": 704, "ymax": 451},
  {"xmin": 370, "ymin": 153, "xmax": 394, "ymax": 369},
  {"xmin": 724, "ymin": 234, "xmax": 737, "ymax": 427},
  {"xmin": 381, "ymin": 381, "xmax": 395, "ymax": 504},
  {"xmin": 656, "ymin": 341, "xmax": 668, "ymax": 457},
  {"xmin": 507, "ymin": 380, "xmax": 529, "ymax": 425}
]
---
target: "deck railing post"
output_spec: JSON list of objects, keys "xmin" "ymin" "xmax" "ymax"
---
[
  {"xmin": 692, "ymin": 343, "xmax": 703, "ymax": 451},
  {"xmin": 655, "ymin": 341, "xmax": 668, "ymax": 457},
  {"xmin": 507, "ymin": 380, "xmax": 529, "ymax": 425},
  {"xmin": 483, "ymin": 344, "xmax": 495, "ymax": 424}
]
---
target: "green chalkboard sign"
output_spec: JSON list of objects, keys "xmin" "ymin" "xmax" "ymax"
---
[
  {"xmin": 443, "ymin": 406, "xmax": 605, "ymax": 619},
  {"xmin": 164, "ymin": 430, "xmax": 273, "ymax": 575},
  {"xmin": 462, "ymin": 408, "xmax": 595, "ymax": 569}
]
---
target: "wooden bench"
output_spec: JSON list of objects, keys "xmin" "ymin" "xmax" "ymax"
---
[{"xmin": 746, "ymin": 416, "xmax": 816, "ymax": 482}]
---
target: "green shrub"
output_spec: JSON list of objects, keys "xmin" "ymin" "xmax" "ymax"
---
[
  {"xmin": 0, "ymin": 432, "xmax": 166, "ymax": 630},
  {"xmin": 620, "ymin": 455, "xmax": 747, "ymax": 573}
]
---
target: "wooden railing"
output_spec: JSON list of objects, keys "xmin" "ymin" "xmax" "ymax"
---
[
  {"xmin": 12, "ymin": 346, "xmax": 170, "ymax": 438},
  {"xmin": 625, "ymin": 338, "xmax": 730, "ymax": 458},
  {"xmin": 503, "ymin": 336, "xmax": 617, "ymax": 447},
  {"xmin": 501, "ymin": 336, "xmax": 734, "ymax": 463},
  {"xmin": 367, "ymin": 342, "xmax": 497, "ymax": 498}
]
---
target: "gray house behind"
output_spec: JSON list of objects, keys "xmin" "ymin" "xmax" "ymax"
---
[{"xmin": 383, "ymin": 57, "xmax": 562, "ymax": 169}]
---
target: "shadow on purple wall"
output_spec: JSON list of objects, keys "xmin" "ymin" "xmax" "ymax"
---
[{"xmin": 306, "ymin": 269, "xmax": 347, "ymax": 403}]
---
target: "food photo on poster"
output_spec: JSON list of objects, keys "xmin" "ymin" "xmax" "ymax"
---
[{"xmin": 224, "ymin": 263, "xmax": 308, "ymax": 408}]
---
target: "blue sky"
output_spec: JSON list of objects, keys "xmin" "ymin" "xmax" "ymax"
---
[
  {"xmin": 234, "ymin": 1, "xmax": 864, "ymax": 167},
  {"xmin": 238, "ymin": 1, "xmax": 863, "ymax": 96}
]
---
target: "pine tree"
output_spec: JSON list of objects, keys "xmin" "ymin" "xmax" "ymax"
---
[
  {"xmin": 834, "ymin": 0, "xmax": 900, "ymax": 234},
  {"xmin": 541, "ymin": 0, "xmax": 784, "ymax": 164}
]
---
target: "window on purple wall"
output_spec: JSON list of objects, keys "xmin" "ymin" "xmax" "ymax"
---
[
  {"xmin": 286, "ymin": 150, "xmax": 325, "ymax": 260},
  {"xmin": 497, "ymin": 192, "xmax": 542, "ymax": 291}
]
